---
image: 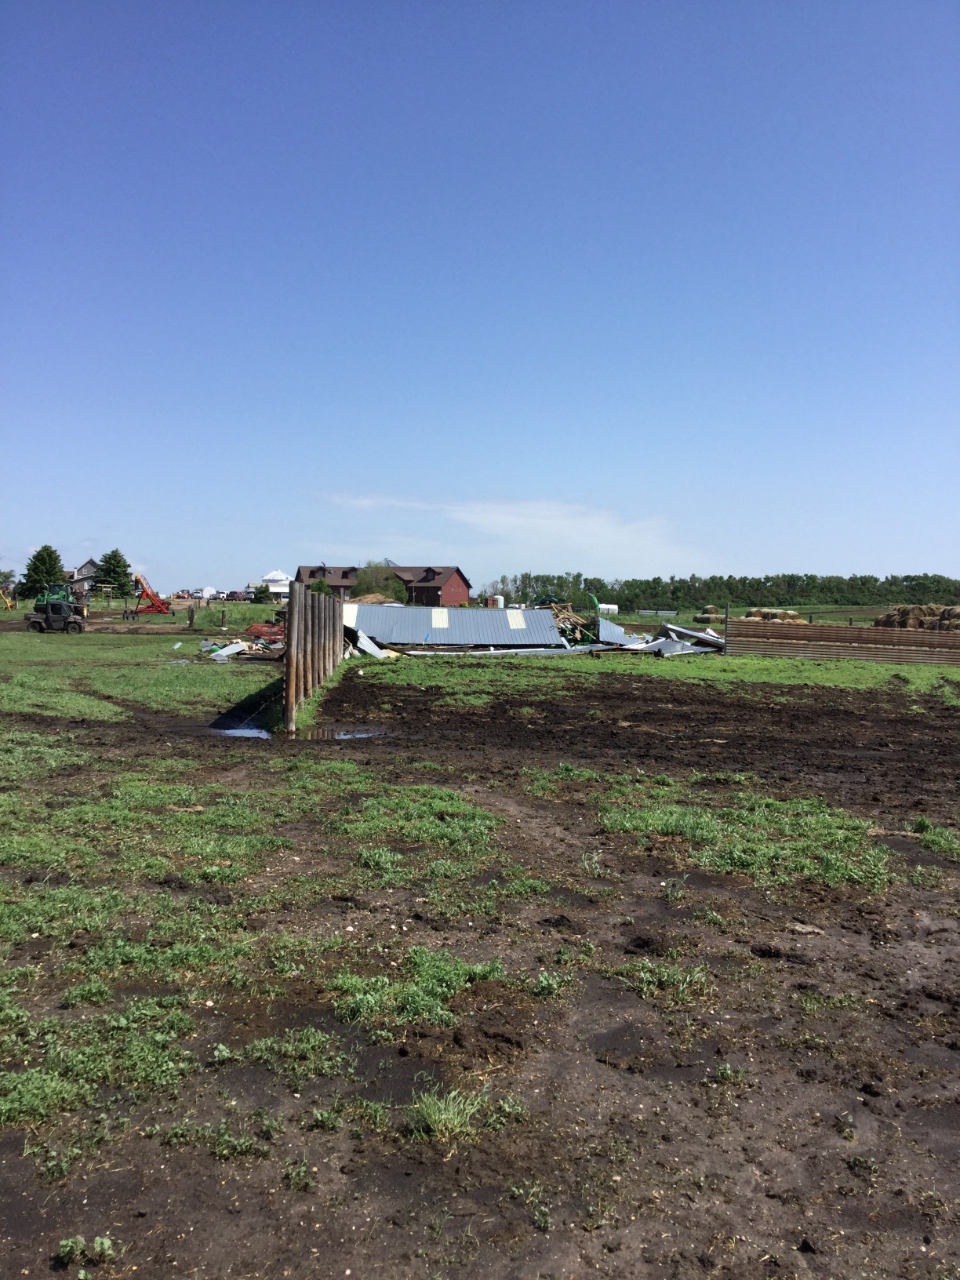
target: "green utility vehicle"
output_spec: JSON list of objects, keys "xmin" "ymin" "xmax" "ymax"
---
[{"xmin": 24, "ymin": 584, "xmax": 87, "ymax": 634}]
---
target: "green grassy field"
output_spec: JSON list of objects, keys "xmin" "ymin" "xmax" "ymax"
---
[
  {"xmin": 327, "ymin": 649, "xmax": 960, "ymax": 713},
  {"xmin": 0, "ymin": 632, "xmax": 281, "ymax": 721},
  {"xmin": 4, "ymin": 626, "xmax": 960, "ymax": 731},
  {"xmin": 86, "ymin": 601, "xmax": 279, "ymax": 632}
]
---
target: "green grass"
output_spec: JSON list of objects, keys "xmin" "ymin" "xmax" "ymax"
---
[
  {"xmin": 0, "ymin": 632, "xmax": 280, "ymax": 720},
  {"xmin": 331, "ymin": 785, "xmax": 502, "ymax": 854},
  {"xmin": 913, "ymin": 817, "xmax": 960, "ymax": 860},
  {"xmin": 344, "ymin": 650, "xmax": 960, "ymax": 703},
  {"xmin": 329, "ymin": 946, "xmax": 504, "ymax": 1029},
  {"xmin": 0, "ymin": 995, "xmax": 196, "ymax": 1125},
  {"xmin": 407, "ymin": 1084, "xmax": 488, "ymax": 1142},
  {"xmin": 245, "ymin": 1028, "xmax": 353, "ymax": 1089},
  {"xmin": 600, "ymin": 789, "xmax": 891, "ymax": 889},
  {"xmin": 0, "ymin": 730, "xmax": 90, "ymax": 782},
  {"xmin": 605, "ymin": 958, "xmax": 713, "ymax": 1004}
]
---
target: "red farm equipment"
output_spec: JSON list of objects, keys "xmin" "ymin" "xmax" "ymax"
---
[{"xmin": 131, "ymin": 575, "xmax": 172, "ymax": 617}]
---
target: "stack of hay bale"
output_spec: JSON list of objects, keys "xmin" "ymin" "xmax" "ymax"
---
[
  {"xmin": 874, "ymin": 604, "xmax": 960, "ymax": 630},
  {"xmin": 692, "ymin": 605, "xmax": 723, "ymax": 624},
  {"xmin": 738, "ymin": 608, "xmax": 808, "ymax": 623}
]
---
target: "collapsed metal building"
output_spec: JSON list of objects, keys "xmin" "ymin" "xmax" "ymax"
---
[{"xmin": 341, "ymin": 603, "xmax": 668, "ymax": 651}]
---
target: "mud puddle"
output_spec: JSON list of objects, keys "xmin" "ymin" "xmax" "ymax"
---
[{"xmin": 298, "ymin": 723, "xmax": 389, "ymax": 740}]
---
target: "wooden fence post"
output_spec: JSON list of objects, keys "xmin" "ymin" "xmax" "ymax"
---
[
  {"xmin": 303, "ymin": 585, "xmax": 313, "ymax": 700},
  {"xmin": 295, "ymin": 583, "xmax": 306, "ymax": 711},
  {"xmin": 319, "ymin": 594, "xmax": 329, "ymax": 682},
  {"xmin": 284, "ymin": 584, "xmax": 300, "ymax": 732},
  {"xmin": 321, "ymin": 591, "xmax": 330, "ymax": 686},
  {"xmin": 309, "ymin": 590, "xmax": 317, "ymax": 689}
]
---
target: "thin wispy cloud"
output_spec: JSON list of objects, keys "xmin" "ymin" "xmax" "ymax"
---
[{"xmin": 318, "ymin": 494, "xmax": 700, "ymax": 582}]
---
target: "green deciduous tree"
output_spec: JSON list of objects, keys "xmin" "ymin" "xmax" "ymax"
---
[
  {"xmin": 352, "ymin": 561, "xmax": 408, "ymax": 602},
  {"xmin": 481, "ymin": 571, "xmax": 960, "ymax": 612},
  {"xmin": 19, "ymin": 545, "xmax": 66, "ymax": 599},
  {"xmin": 251, "ymin": 583, "xmax": 272, "ymax": 604},
  {"xmin": 95, "ymin": 549, "xmax": 135, "ymax": 597}
]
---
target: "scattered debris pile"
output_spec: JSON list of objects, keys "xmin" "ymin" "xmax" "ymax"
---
[
  {"xmin": 201, "ymin": 634, "xmax": 284, "ymax": 662},
  {"xmin": 351, "ymin": 593, "xmax": 400, "ymax": 605},
  {"xmin": 739, "ymin": 608, "xmax": 808, "ymax": 623},
  {"xmin": 693, "ymin": 605, "xmax": 722, "ymax": 623},
  {"xmin": 625, "ymin": 621, "xmax": 725, "ymax": 658},
  {"xmin": 344, "ymin": 627, "xmax": 401, "ymax": 660},
  {"xmin": 874, "ymin": 604, "xmax": 960, "ymax": 630},
  {"xmin": 247, "ymin": 622, "xmax": 285, "ymax": 643},
  {"xmin": 550, "ymin": 603, "xmax": 599, "ymax": 645}
]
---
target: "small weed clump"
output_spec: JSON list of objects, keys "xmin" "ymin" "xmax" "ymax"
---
[
  {"xmin": 529, "ymin": 970, "xmax": 572, "ymax": 999},
  {"xmin": 509, "ymin": 1179, "xmax": 553, "ymax": 1232},
  {"xmin": 485, "ymin": 1095, "xmax": 529, "ymax": 1130},
  {"xmin": 57, "ymin": 1234, "xmax": 116, "ymax": 1266},
  {"xmin": 608, "ymin": 958, "xmax": 712, "ymax": 1004},
  {"xmin": 913, "ymin": 817, "xmax": 960, "ymax": 861},
  {"xmin": 310, "ymin": 1100, "xmax": 345, "ymax": 1132},
  {"xmin": 694, "ymin": 906, "xmax": 731, "ymax": 931},
  {"xmin": 408, "ymin": 1084, "xmax": 488, "ymax": 1142},
  {"xmin": 358, "ymin": 847, "xmax": 404, "ymax": 874},
  {"xmin": 834, "ymin": 1111, "xmax": 857, "ymax": 1141},
  {"xmin": 848, "ymin": 1154, "xmax": 879, "ymax": 1182},
  {"xmin": 246, "ymin": 1027, "xmax": 353, "ymax": 1089},
  {"xmin": 661, "ymin": 875, "xmax": 687, "ymax": 904},
  {"xmin": 213, "ymin": 1119, "xmax": 270, "ymax": 1160},
  {"xmin": 909, "ymin": 864, "xmax": 945, "ymax": 889},
  {"xmin": 329, "ymin": 947, "xmax": 504, "ymax": 1029},
  {"xmin": 713, "ymin": 1062, "xmax": 750, "ymax": 1085},
  {"xmin": 284, "ymin": 1158, "xmax": 316, "ymax": 1191},
  {"xmin": 797, "ymin": 990, "xmax": 860, "ymax": 1018}
]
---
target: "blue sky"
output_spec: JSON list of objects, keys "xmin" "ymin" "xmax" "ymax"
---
[{"xmin": 2, "ymin": 1, "xmax": 957, "ymax": 593}]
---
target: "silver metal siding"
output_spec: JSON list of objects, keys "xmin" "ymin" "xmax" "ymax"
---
[{"xmin": 347, "ymin": 604, "xmax": 564, "ymax": 647}]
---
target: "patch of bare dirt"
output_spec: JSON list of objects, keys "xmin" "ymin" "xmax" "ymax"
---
[{"xmin": 1, "ymin": 671, "xmax": 959, "ymax": 1279}]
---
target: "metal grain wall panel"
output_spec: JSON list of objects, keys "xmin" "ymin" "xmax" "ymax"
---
[
  {"xmin": 342, "ymin": 603, "xmax": 564, "ymax": 647},
  {"xmin": 725, "ymin": 636, "xmax": 960, "ymax": 666},
  {"xmin": 727, "ymin": 621, "xmax": 960, "ymax": 651}
]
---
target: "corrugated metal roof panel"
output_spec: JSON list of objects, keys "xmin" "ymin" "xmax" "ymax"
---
[
  {"xmin": 598, "ymin": 616, "xmax": 631, "ymax": 644},
  {"xmin": 343, "ymin": 603, "xmax": 564, "ymax": 647}
]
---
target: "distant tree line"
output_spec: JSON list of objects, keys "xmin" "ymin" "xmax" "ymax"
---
[{"xmin": 481, "ymin": 572, "xmax": 960, "ymax": 611}]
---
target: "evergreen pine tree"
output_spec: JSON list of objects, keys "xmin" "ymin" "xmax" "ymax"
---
[
  {"xmin": 95, "ymin": 549, "xmax": 135, "ymax": 596},
  {"xmin": 20, "ymin": 545, "xmax": 66, "ymax": 598}
]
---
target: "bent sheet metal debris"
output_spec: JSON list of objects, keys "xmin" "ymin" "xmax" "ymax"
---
[
  {"xmin": 341, "ymin": 604, "xmax": 725, "ymax": 656},
  {"xmin": 625, "ymin": 622, "xmax": 725, "ymax": 657}
]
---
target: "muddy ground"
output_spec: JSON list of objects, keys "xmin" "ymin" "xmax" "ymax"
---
[{"xmin": 2, "ymin": 669, "xmax": 959, "ymax": 1279}]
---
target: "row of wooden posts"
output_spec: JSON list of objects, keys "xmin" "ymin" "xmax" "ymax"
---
[{"xmin": 283, "ymin": 582, "xmax": 344, "ymax": 731}]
